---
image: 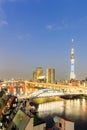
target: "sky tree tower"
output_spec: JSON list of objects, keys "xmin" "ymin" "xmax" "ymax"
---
[{"xmin": 70, "ymin": 39, "xmax": 76, "ymax": 80}]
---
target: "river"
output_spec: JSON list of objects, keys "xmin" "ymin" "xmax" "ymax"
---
[{"xmin": 35, "ymin": 97, "xmax": 87, "ymax": 130}]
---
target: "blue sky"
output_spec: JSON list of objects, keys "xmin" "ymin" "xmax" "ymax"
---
[{"xmin": 0, "ymin": 0, "xmax": 87, "ymax": 80}]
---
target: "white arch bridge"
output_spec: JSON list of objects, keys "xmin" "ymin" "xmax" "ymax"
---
[
  {"xmin": 29, "ymin": 88, "xmax": 64, "ymax": 98},
  {"xmin": 29, "ymin": 88, "xmax": 84, "ymax": 100}
]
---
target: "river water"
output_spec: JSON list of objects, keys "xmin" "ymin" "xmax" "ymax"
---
[{"xmin": 35, "ymin": 97, "xmax": 87, "ymax": 130}]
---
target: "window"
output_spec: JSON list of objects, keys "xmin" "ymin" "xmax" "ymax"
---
[{"xmin": 59, "ymin": 123, "xmax": 62, "ymax": 128}]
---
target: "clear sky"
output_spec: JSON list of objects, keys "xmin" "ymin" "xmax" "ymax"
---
[{"xmin": 0, "ymin": 0, "xmax": 87, "ymax": 80}]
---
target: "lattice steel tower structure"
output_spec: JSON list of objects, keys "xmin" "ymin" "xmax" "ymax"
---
[{"xmin": 70, "ymin": 39, "xmax": 76, "ymax": 80}]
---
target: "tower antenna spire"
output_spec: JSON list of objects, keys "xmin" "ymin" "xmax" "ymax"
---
[{"xmin": 72, "ymin": 38, "xmax": 74, "ymax": 48}]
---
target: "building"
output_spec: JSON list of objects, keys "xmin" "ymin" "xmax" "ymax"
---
[
  {"xmin": 46, "ymin": 68, "xmax": 55, "ymax": 83},
  {"xmin": 33, "ymin": 67, "xmax": 43, "ymax": 82},
  {"xmin": 7, "ymin": 109, "xmax": 46, "ymax": 130},
  {"xmin": 70, "ymin": 39, "xmax": 76, "ymax": 80},
  {"xmin": 50, "ymin": 116, "xmax": 74, "ymax": 130},
  {"xmin": 46, "ymin": 116, "xmax": 74, "ymax": 130}
]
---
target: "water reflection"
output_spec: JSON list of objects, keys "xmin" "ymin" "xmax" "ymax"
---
[
  {"xmin": 37, "ymin": 100, "xmax": 64, "ymax": 118},
  {"xmin": 37, "ymin": 98, "xmax": 87, "ymax": 122}
]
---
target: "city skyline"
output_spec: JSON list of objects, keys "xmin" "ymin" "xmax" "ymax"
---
[{"xmin": 0, "ymin": 0, "xmax": 87, "ymax": 80}]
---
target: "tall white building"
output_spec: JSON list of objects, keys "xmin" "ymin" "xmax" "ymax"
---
[{"xmin": 46, "ymin": 68, "xmax": 55, "ymax": 83}]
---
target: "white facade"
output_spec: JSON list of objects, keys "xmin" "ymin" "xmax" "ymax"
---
[{"xmin": 65, "ymin": 120, "xmax": 74, "ymax": 130}]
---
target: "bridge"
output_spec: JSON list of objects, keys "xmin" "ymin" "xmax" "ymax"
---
[
  {"xmin": 19, "ymin": 88, "xmax": 84, "ymax": 101},
  {"xmin": 2, "ymin": 80, "xmax": 87, "ymax": 99},
  {"xmin": 29, "ymin": 88, "xmax": 64, "ymax": 99}
]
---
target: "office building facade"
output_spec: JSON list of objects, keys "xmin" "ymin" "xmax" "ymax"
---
[
  {"xmin": 46, "ymin": 68, "xmax": 55, "ymax": 83},
  {"xmin": 33, "ymin": 67, "xmax": 43, "ymax": 82}
]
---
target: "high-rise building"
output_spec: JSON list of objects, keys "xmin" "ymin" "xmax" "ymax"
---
[
  {"xmin": 70, "ymin": 39, "xmax": 76, "ymax": 80},
  {"xmin": 33, "ymin": 67, "xmax": 43, "ymax": 82},
  {"xmin": 46, "ymin": 68, "xmax": 55, "ymax": 83}
]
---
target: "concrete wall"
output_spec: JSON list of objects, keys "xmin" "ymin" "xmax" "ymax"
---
[
  {"xmin": 34, "ymin": 123, "xmax": 46, "ymax": 130},
  {"xmin": 65, "ymin": 120, "xmax": 74, "ymax": 130},
  {"xmin": 25, "ymin": 118, "xmax": 33, "ymax": 130},
  {"xmin": 25, "ymin": 118, "xmax": 46, "ymax": 130}
]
